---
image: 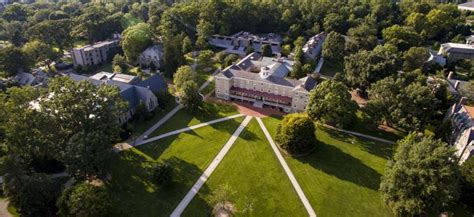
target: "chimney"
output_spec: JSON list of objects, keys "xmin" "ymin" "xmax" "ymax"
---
[
  {"xmin": 454, "ymin": 81, "xmax": 460, "ymax": 90},
  {"xmin": 460, "ymin": 97, "xmax": 468, "ymax": 105},
  {"xmin": 448, "ymin": 71, "xmax": 454, "ymax": 79}
]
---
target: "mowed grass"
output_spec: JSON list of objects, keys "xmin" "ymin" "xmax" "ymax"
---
[
  {"xmin": 262, "ymin": 116, "xmax": 394, "ymax": 217},
  {"xmin": 107, "ymin": 117, "xmax": 245, "ymax": 217},
  {"xmin": 149, "ymin": 102, "xmax": 239, "ymax": 137},
  {"xmin": 183, "ymin": 119, "xmax": 307, "ymax": 216}
]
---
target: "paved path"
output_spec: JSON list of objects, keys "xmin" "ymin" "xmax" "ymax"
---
[
  {"xmin": 0, "ymin": 199, "xmax": 12, "ymax": 217},
  {"xmin": 256, "ymin": 118, "xmax": 317, "ymax": 217},
  {"xmin": 135, "ymin": 114, "xmax": 245, "ymax": 147},
  {"xmin": 323, "ymin": 124, "xmax": 396, "ymax": 144},
  {"xmin": 170, "ymin": 116, "xmax": 252, "ymax": 217},
  {"xmin": 198, "ymin": 68, "xmax": 220, "ymax": 92},
  {"xmin": 135, "ymin": 105, "xmax": 183, "ymax": 144}
]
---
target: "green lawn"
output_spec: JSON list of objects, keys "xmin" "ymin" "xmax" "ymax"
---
[
  {"xmin": 262, "ymin": 116, "xmax": 394, "ymax": 217},
  {"xmin": 149, "ymin": 102, "xmax": 239, "ymax": 137},
  {"xmin": 183, "ymin": 119, "xmax": 308, "ymax": 216},
  {"xmin": 130, "ymin": 101, "xmax": 178, "ymax": 138},
  {"xmin": 108, "ymin": 117, "xmax": 245, "ymax": 217},
  {"xmin": 319, "ymin": 60, "xmax": 344, "ymax": 77},
  {"xmin": 347, "ymin": 111, "xmax": 405, "ymax": 142}
]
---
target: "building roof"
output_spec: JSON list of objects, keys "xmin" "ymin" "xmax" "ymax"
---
[
  {"xmin": 137, "ymin": 74, "xmax": 167, "ymax": 93},
  {"xmin": 440, "ymin": 43, "xmax": 474, "ymax": 54},
  {"xmin": 459, "ymin": 1, "xmax": 474, "ymax": 10},
  {"xmin": 68, "ymin": 72, "xmax": 167, "ymax": 109},
  {"xmin": 217, "ymin": 52, "xmax": 317, "ymax": 92},
  {"xmin": 303, "ymin": 32, "xmax": 326, "ymax": 59}
]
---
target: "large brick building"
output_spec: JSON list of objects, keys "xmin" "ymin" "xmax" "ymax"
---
[{"xmin": 215, "ymin": 52, "xmax": 318, "ymax": 113}]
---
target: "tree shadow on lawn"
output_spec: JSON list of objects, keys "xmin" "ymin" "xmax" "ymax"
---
[
  {"xmin": 322, "ymin": 126, "xmax": 395, "ymax": 159},
  {"xmin": 297, "ymin": 141, "xmax": 383, "ymax": 191},
  {"xmin": 137, "ymin": 133, "xmax": 180, "ymax": 159},
  {"xmin": 107, "ymin": 153, "xmax": 211, "ymax": 217}
]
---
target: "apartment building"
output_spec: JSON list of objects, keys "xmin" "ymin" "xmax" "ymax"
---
[
  {"xmin": 445, "ymin": 100, "xmax": 474, "ymax": 164},
  {"xmin": 215, "ymin": 52, "xmax": 318, "ymax": 113},
  {"xmin": 209, "ymin": 31, "xmax": 282, "ymax": 56},
  {"xmin": 303, "ymin": 32, "xmax": 326, "ymax": 59},
  {"xmin": 71, "ymin": 39, "xmax": 119, "ymax": 67},
  {"xmin": 438, "ymin": 42, "xmax": 474, "ymax": 61}
]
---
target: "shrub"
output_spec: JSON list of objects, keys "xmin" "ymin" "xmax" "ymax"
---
[
  {"xmin": 275, "ymin": 113, "xmax": 317, "ymax": 155},
  {"xmin": 152, "ymin": 161, "xmax": 173, "ymax": 186}
]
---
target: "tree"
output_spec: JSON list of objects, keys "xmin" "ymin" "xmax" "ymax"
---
[
  {"xmin": 2, "ymin": 3, "xmax": 29, "ymax": 22},
  {"xmin": 19, "ymin": 174, "xmax": 61, "ymax": 217},
  {"xmin": 460, "ymin": 157, "xmax": 474, "ymax": 208},
  {"xmin": 293, "ymin": 45, "xmax": 304, "ymax": 63},
  {"xmin": 307, "ymin": 80, "xmax": 358, "ymax": 128},
  {"xmin": 290, "ymin": 61, "xmax": 304, "ymax": 79},
  {"xmin": 152, "ymin": 161, "xmax": 173, "ymax": 186},
  {"xmin": 2, "ymin": 21, "xmax": 27, "ymax": 46},
  {"xmin": 293, "ymin": 36, "xmax": 305, "ymax": 48},
  {"xmin": 380, "ymin": 133, "xmax": 460, "ymax": 216},
  {"xmin": 403, "ymin": 47, "xmax": 429, "ymax": 72},
  {"xmin": 197, "ymin": 50, "xmax": 214, "ymax": 67},
  {"xmin": 22, "ymin": 41, "xmax": 59, "ymax": 71},
  {"xmin": 275, "ymin": 113, "xmax": 316, "ymax": 155},
  {"xmin": 261, "ymin": 44, "xmax": 272, "ymax": 57},
  {"xmin": 382, "ymin": 25, "xmax": 421, "ymax": 51},
  {"xmin": 222, "ymin": 54, "xmax": 238, "ymax": 68},
  {"xmin": 27, "ymin": 19, "xmax": 73, "ymax": 52},
  {"xmin": 72, "ymin": 7, "xmax": 121, "ymax": 43},
  {"xmin": 345, "ymin": 23, "xmax": 378, "ymax": 53},
  {"xmin": 365, "ymin": 74, "xmax": 439, "ymax": 131},
  {"xmin": 405, "ymin": 12, "xmax": 428, "ymax": 36},
  {"xmin": 182, "ymin": 36, "xmax": 193, "ymax": 55},
  {"xmin": 163, "ymin": 34, "xmax": 185, "ymax": 77},
  {"xmin": 196, "ymin": 18, "xmax": 213, "ymax": 49},
  {"xmin": 179, "ymin": 81, "xmax": 202, "ymax": 113},
  {"xmin": 0, "ymin": 46, "xmax": 30, "ymax": 77},
  {"xmin": 57, "ymin": 182, "xmax": 111, "ymax": 217},
  {"xmin": 344, "ymin": 44, "xmax": 400, "ymax": 95},
  {"xmin": 323, "ymin": 13, "xmax": 347, "ymax": 34},
  {"xmin": 173, "ymin": 66, "xmax": 195, "ymax": 91},
  {"xmin": 281, "ymin": 44, "xmax": 292, "ymax": 57},
  {"xmin": 122, "ymin": 23, "xmax": 153, "ymax": 63},
  {"xmin": 322, "ymin": 32, "xmax": 345, "ymax": 62},
  {"xmin": 112, "ymin": 54, "xmax": 128, "ymax": 71},
  {"xmin": 41, "ymin": 77, "xmax": 126, "ymax": 179}
]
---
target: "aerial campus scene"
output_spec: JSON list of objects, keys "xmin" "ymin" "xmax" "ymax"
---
[{"xmin": 0, "ymin": 0, "xmax": 473, "ymax": 216}]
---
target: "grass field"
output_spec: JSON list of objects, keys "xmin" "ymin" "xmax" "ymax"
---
[
  {"xmin": 262, "ymin": 116, "xmax": 394, "ymax": 217},
  {"xmin": 108, "ymin": 117, "xmax": 245, "ymax": 217},
  {"xmin": 149, "ymin": 102, "xmax": 239, "ymax": 137},
  {"xmin": 183, "ymin": 119, "xmax": 307, "ymax": 216},
  {"xmin": 348, "ymin": 111, "xmax": 405, "ymax": 142}
]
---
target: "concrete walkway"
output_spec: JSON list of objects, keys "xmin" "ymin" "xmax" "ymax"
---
[
  {"xmin": 323, "ymin": 124, "xmax": 396, "ymax": 144},
  {"xmin": 256, "ymin": 118, "xmax": 317, "ymax": 217},
  {"xmin": 170, "ymin": 116, "xmax": 252, "ymax": 217},
  {"xmin": 0, "ymin": 199, "xmax": 12, "ymax": 217},
  {"xmin": 135, "ymin": 113, "xmax": 245, "ymax": 147},
  {"xmin": 198, "ymin": 68, "xmax": 220, "ymax": 92}
]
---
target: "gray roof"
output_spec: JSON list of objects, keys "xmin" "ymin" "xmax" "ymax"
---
[
  {"xmin": 459, "ymin": 1, "xmax": 474, "ymax": 8},
  {"xmin": 440, "ymin": 43, "xmax": 474, "ymax": 54}
]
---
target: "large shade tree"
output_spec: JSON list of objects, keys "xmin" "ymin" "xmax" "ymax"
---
[
  {"xmin": 322, "ymin": 31, "xmax": 345, "ymax": 62},
  {"xmin": 380, "ymin": 133, "xmax": 460, "ymax": 216},
  {"xmin": 122, "ymin": 23, "xmax": 153, "ymax": 63},
  {"xmin": 344, "ymin": 44, "xmax": 400, "ymax": 95},
  {"xmin": 307, "ymin": 80, "xmax": 358, "ymax": 128},
  {"xmin": 57, "ymin": 182, "xmax": 112, "ymax": 217}
]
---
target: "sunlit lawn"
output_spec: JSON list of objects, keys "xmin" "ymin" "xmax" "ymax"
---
[
  {"xmin": 108, "ymin": 117, "xmax": 245, "ymax": 217},
  {"xmin": 149, "ymin": 102, "xmax": 239, "ymax": 137},
  {"xmin": 183, "ymin": 119, "xmax": 307, "ymax": 216},
  {"xmin": 262, "ymin": 116, "xmax": 394, "ymax": 217}
]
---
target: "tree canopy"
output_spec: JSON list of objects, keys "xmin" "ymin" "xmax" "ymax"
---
[
  {"xmin": 57, "ymin": 182, "xmax": 112, "ymax": 217},
  {"xmin": 380, "ymin": 133, "xmax": 460, "ymax": 216},
  {"xmin": 307, "ymin": 80, "xmax": 358, "ymax": 128},
  {"xmin": 275, "ymin": 113, "xmax": 317, "ymax": 155},
  {"xmin": 122, "ymin": 23, "xmax": 153, "ymax": 63}
]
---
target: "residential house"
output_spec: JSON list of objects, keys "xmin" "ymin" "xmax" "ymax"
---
[
  {"xmin": 215, "ymin": 52, "xmax": 318, "ymax": 113},
  {"xmin": 466, "ymin": 35, "xmax": 474, "ymax": 45},
  {"xmin": 69, "ymin": 72, "xmax": 167, "ymax": 124},
  {"xmin": 445, "ymin": 99, "xmax": 474, "ymax": 164},
  {"xmin": 438, "ymin": 42, "xmax": 474, "ymax": 61},
  {"xmin": 303, "ymin": 32, "xmax": 326, "ymax": 60},
  {"xmin": 209, "ymin": 32, "xmax": 282, "ymax": 56},
  {"xmin": 71, "ymin": 39, "xmax": 119, "ymax": 67},
  {"xmin": 139, "ymin": 44, "xmax": 163, "ymax": 69}
]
